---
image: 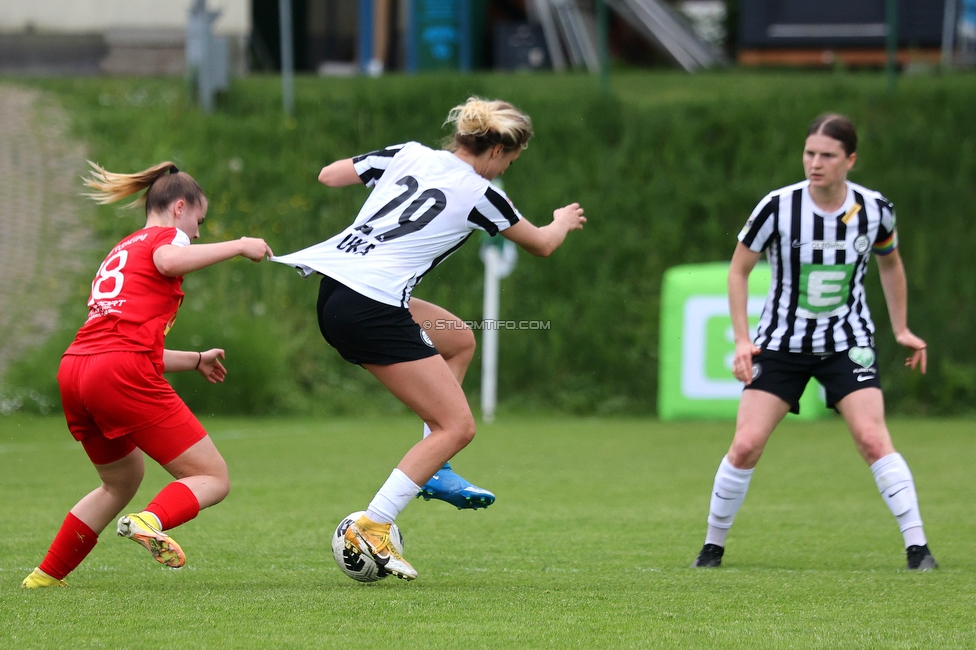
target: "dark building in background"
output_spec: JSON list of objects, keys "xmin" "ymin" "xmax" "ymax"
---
[
  {"xmin": 249, "ymin": 0, "xmax": 667, "ymax": 74},
  {"xmin": 738, "ymin": 0, "xmax": 945, "ymax": 66}
]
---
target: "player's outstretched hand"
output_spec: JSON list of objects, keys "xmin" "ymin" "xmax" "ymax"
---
[
  {"xmin": 895, "ymin": 329, "xmax": 927, "ymax": 374},
  {"xmin": 240, "ymin": 237, "xmax": 274, "ymax": 262},
  {"xmin": 553, "ymin": 203, "xmax": 586, "ymax": 231},
  {"xmin": 198, "ymin": 348, "xmax": 227, "ymax": 384}
]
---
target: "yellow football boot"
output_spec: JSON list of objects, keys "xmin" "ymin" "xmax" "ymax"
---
[{"xmin": 117, "ymin": 512, "xmax": 186, "ymax": 568}]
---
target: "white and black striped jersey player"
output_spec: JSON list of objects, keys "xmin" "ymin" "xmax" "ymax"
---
[
  {"xmin": 274, "ymin": 141, "xmax": 523, "ymax": 307},
  {"xmin": 272, "ymin": 96, "xmax": 584, "ymax": 581},
  {"xmin": 738, "ymin": 178, "xmax": 898, "ymax": 355},
  {"xmin": 692, "ymin": 114, "xmax": 934, "ymax": 573}
]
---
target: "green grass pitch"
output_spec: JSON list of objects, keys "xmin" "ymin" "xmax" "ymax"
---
[{"xmin": 2, "ymin": 414, "xmax": 974, "ymax": 648}]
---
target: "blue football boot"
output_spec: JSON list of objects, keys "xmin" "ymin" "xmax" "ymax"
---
[{"xmin": 417, "ymin": 462, "xmax": 495, "ymax": 510}]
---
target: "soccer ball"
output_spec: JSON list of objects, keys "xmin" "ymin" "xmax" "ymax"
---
[{"xmin": 331, "ymin": 511, "xmax": 404, "ymax": 582}]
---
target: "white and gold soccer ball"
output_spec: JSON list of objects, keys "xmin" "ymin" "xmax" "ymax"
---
[{"xmin": 331, "ymin": 511, "xmax": 404, "ymax": 582}]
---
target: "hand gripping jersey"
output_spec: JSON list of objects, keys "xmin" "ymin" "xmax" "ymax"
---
[
  {"xmin": 737, "ymin": 180, "xmax": 898, "ymax": 355},
  {"xmin": 64, "ymin": 226, "xmax": 191, "ymax": 367},
  {"xmin": 273, "ymin": 142, "xmax": 523, "ymax": 307}
]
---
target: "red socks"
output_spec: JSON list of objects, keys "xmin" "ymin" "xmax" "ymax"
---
[
  {"xmin": 38, "ymin": 512, "xmax": 97, "ymax": 580},
  {"xmin": 146, "ymin": 481, "xmax": 201, "ymax": 531},
  {"xmin": 36, "ymin": 483, "xmax": 200, "ymax": 580}
]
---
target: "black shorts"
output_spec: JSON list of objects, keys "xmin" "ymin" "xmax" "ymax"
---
[
  {"xmin": 316, "ymin": 275, "xmax": 439, "ymax": 366},
  {"xmin": 745, "ymin": 347, "xmax": 882, "ymax": 414}
]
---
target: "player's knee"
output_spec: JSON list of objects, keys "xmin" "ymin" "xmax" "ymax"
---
[
  {"xmin": 212, "ymin": 476, "xmax": 231, "ymax": 504},
  {"xmin": 444, "ymin": 327, "xmax": 475, "ymax": 366},
  {"xmin": 215, "ymin": 462, "xmax": 231, "ymax": 499},
  {"xmin": 855, "ymin": 432, "xmax": 894, "ymax": 464},
  {"xmin": 428, "ymin": 412, "xmax": 475, "ymax": 450},
  {"xmin": 861, "ymin": 444, "xmax": 889, "ymax": 465},
  {"xmin": 203, "ymin": 467, "xmax": 231, "ymax": 506},
  {"xmin": 105, "ymin": 479, "xmax": 141, "ymax": 503},
  {"xmin": 726, "ymin": 441, "xmax": 761, "ymax": 469},
  {"xmin": 102, "ymin": 466, "xmax": 145, "ymax": 502},
  {"xmin": 200, "ymin": 457, "xmax": 231, "ymax": 504},
  {"xmin": 459, "ymin": 327, "xmax": 476, "ymax": 356},
  {"xmin": 452, "ymin": 415, "xmax": 477, "ymax": 448}
]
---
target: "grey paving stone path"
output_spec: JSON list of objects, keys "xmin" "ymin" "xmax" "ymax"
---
[{"xmin": 0, "ymin": 85, "xmax": 92, "ymax": 379}]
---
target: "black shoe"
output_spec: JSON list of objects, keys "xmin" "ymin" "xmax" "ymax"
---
[
  {"xmin": 691, "ymin": 543, "xmax": 724, "ymax": 568},
  {"xmin": 906, "ymin": 544, "xmax": 938, "ymax": 571}
]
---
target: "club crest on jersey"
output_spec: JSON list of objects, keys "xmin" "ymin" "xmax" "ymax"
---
[
  {"xmin": 853, "ymin": 235, "xmax": 870, "ymax": 254},
  {"xmin": 420, "ymin": 328, "xmax": 435, "ymax": 348},
  {"xmin": 751, "ymin": 363, "xmax": 762, "ymax": 380},
  {"xmin": 848, "ymin": 346, "xmax": 875, "ymax": 369}
]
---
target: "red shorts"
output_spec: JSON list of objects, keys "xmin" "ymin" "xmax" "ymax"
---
[{"xmin": 58, "ymin": 352, "xmax": 207, "ymax": 465}]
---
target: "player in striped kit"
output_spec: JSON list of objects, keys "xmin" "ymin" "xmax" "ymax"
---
[
  {"xmin": 692, "ymin": 114, "xmax": 936, "ymax": 571},
  {"xmin": 22, "ymin": 162, "xmax": 272, "ymax": 588},
  {"xmin": 274, "ymin": 97, "xmax": 585, "ymax": 579}
]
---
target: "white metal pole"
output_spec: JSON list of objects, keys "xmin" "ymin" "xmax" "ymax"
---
[
  {"xmin": 481, "ymin": 246, "xmax": 500, "ymax": 422},
  {"xmin": 279, "ymin": 0, "xmax": 295, "ymax": 118},
  {"xmin": 943, "ymin": 0, "xmax": 959, "ymax": 68}
]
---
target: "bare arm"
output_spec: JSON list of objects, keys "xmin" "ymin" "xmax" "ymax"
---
[
  {"xmin": 318, "ymin": 159, "xmax": 362, "ymax": 187},
  {"xmin": 163, "ymin": 348, "xmax": 227, "ymax": 384},
  {"xmin": 729, "ymin": 242, "xmax": 762, "ymax": 384},
  {"xmin": 500, "ymin": 203, "xmax": 586, "ymax": 257},
  {"xmin": 154, "ymin": 237, "xmax": 272, "ymax": 277},
  {"xmin": 876, "ymin": 249, "xmax": 927, "ymax": 373}
]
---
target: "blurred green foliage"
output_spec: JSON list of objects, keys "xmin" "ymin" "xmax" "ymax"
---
[{"xmin": 4, "ymin": 71, "xmax": 976, "ymax": 416}]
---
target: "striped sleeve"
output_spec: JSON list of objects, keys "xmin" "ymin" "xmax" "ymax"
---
[
  {"xmin": 352, "ymin": 143, "xmax": 406, "ymax": 188},
  {"xmin": 872, "ymin": 197, "xmax": 898, "ymax": 255},
  {"xmin": 738, "ymin": 195, "xmax": 778, "ymax": 252},
  {"xmin": 467, "ymin": 185, "xmax": 523, "ymax": 235}
]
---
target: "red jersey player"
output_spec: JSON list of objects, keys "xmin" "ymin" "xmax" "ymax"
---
[{"xmin": 21, "ymin": 161, "xmax": 272, "ymax": 588}]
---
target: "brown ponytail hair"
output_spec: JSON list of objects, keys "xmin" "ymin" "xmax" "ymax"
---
[
  {"xmin": 83, "ymin": 160, "xmax": 206, "ymax": 214},
  {"xmin": 443, "ymin": 97, "xmax": 533, "ymax": 155}
]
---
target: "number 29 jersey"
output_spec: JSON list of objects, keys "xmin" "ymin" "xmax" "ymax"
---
[
  {"xmin": 64, "ymin": 226, "xmax": 190, "ymax": 367},
  {"xmin": 738, "ymin": 180, "xmax": 898, "ymax": 355},
  {"xmin": 273, "ymin": 142, "xmax": 523, "ymax": 308}
]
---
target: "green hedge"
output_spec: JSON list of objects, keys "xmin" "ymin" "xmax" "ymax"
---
[{"xmin": 5, "ymin": 71, "xmax": 976, "ymax": 415}]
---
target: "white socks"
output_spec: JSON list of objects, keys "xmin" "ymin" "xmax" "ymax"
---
[
  {"xmin": 362, "ymin": 422, "xmax": 431, "ymax": 525},
  {"xmin": 702, "ymin": 452, "xmax": 927, "ymax": 550},
  {"xmin": 871, "ymin": 452, "xmax": 926, "ymax": 547},
  {"xmin": 705, "ymin": 456, "xmax": 754, "ymax": 547},
  {"xmin": 366, "ymin": 469, "xmax": 421, "ymax": 525}
]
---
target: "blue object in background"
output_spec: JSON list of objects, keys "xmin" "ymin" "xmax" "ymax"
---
[
  {"xmin": 964, "ymin": 0, "xmax": 976, "ymax": 25},
  {"xmin": 406, "ymin": 0, "xmax": 472, "ymax": 72}
]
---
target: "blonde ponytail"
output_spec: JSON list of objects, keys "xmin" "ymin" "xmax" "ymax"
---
[
  {"xmin": 444, "ymin": 97, "xmax": 533, "ymax": 154},
  {"xmin": 83, "ymin": 160, "xmax": 205, "ymax": 214}
]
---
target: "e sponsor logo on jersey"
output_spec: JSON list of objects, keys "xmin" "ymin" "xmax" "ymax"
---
[{"xmin": 797, "ymin": 263, "xmax": 855, "ymax": 319}]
